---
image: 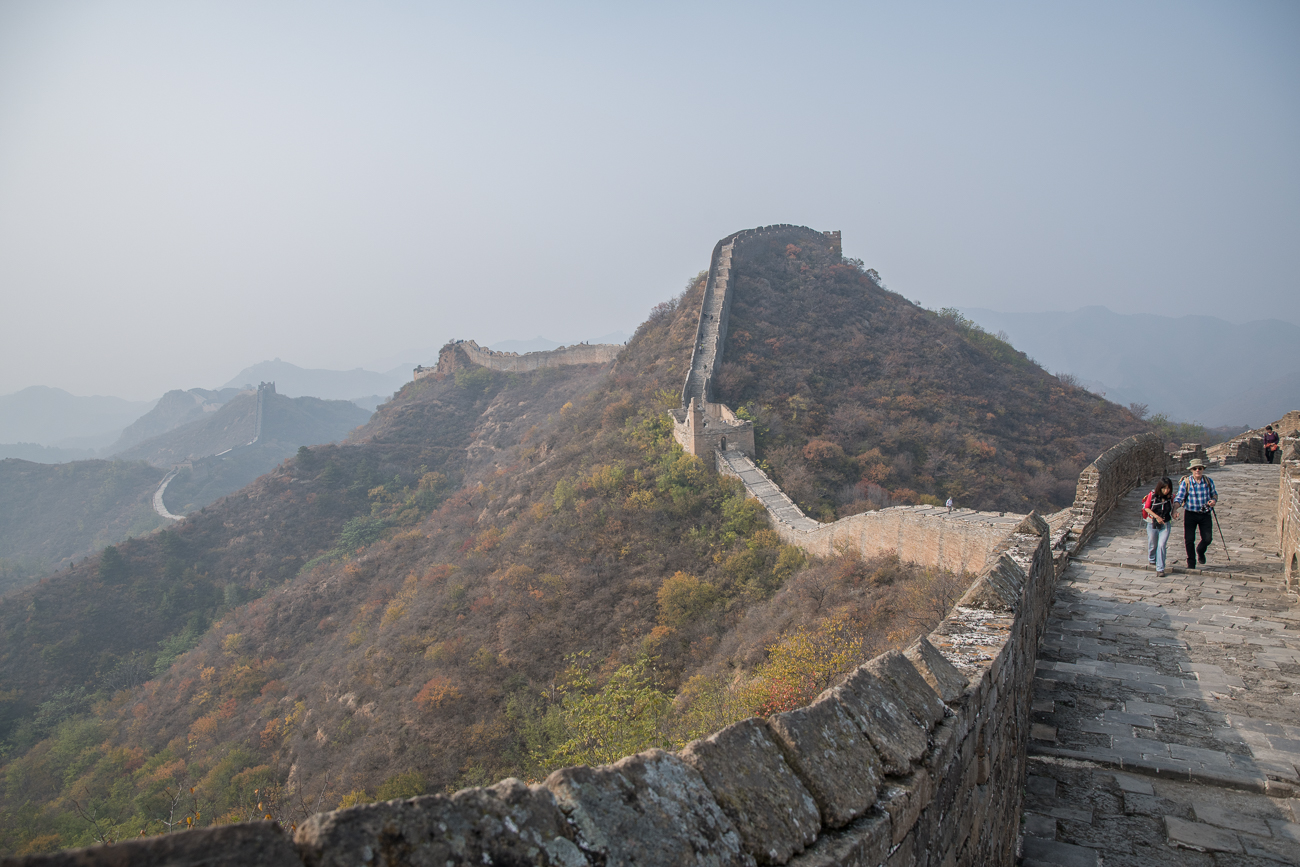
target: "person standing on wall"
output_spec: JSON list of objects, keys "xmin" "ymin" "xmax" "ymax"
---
[
  {"xmin": 1144, "ymin": 477, "xmax": 1175, "ymax": 577},
  {"xmin": 1263, "ymin": 425, "xmax": 1280, "ymax": 464},
  {"xmin": 1174, "ymin": 459, "xmax": 1218, "ymax": 570}
]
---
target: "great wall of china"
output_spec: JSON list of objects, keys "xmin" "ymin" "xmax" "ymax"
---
[
  {"xmin": 414, "ymin": 339, "xmax": 623, "ymax": 379},
  {"xmin": 148, "ymin": 381, "xmax": 276, "ymax": 523},
  {"xmin": 20, "ymin": 228, "xmax": 1299, "ymax": 867}
]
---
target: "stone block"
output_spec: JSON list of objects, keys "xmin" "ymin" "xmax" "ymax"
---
[
  {"xmin": 5, "ymin": 823, "xmax": 301, "ymax": 867},
  {"xmin": 1191, "ymin": 804, "xmax": 1270, "ymax": 836},
  {"xmin": 679, "ymin": 718, "xmax": 820, "ymax": 864},
  {"xmin": 904, "ymin": 637, "xmax": 969, "ymax": 703},
  {"xmin": 545, "ymin": 749, "xmax": 751, "ymax": 867},
  {"xmin": 1020, "ymin": 837, "xmax": 1099, "ymax": 867},
  {"xmin": 1164, "ymin": 816, "xmax": 1242, "ymax": 853},
  {"xmin": 880, "ymin": 769, "xmax": 933, "ymax": 845},
  {"xmin": 956, "ymin": 555, "xmax": 1024, "ymax": 612},
  {"xmin": 783, "ymin": 810, "xmax": 890, "ymax": 867},
  {"xmin": 1014, "ymin": 511, "xmax": 1049, "ymax": 538},
  {"xmin": 866, "ymin": 650, "xmax": 947, "ymax": 729},
  {"xmin": 832, "ymin": 666, "xmax": 928, "ymax": 776},
  {"xmin": 925, "ymin": 717, "xmax": 958, "ymax": 773},
  {"xmin": 296, "ymin": 779, "xmax": 586, "ymax": 867},
  {"xmin": 769, "ymin": 695, "xmax": 884, "ymax": 828}
]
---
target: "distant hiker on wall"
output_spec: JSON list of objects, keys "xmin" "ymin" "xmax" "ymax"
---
[
  {"xmin": 1174, "ymin": 459, "xmax": 1218, "ymax": 570},
  {"xmin": 946, "ymin": 497, "xmax": 954, "ymax": 513},
  {"xmin": 1143, "ymin": 477, "xmax": 1175, "ymax": 577},
  {"xmin": 1263, "ymin": 425, "xmax": 1280, "ymax": 464}
]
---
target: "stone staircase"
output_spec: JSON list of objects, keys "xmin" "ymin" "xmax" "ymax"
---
[{"xmin": 717, "ymin": 447, "xmax": 821, "ymax": 531}]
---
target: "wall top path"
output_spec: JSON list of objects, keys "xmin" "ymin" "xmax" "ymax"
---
[{"xmin": 1021, "ymin": 463, "xmax": 1300, "ymax": 865}]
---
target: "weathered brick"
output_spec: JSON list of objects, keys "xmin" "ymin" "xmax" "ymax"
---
[
  {"xmin": 680, "ymin": 719, "xmax": 820, "ymax": 864},
  {"xmin": 295, "ymin": 779, "xmax": 586, "ymax": 867},
  {"xmin": 832, "ymin": 666, "xmax": 929, "ymax": 776},
  {"xmin": 867, "ymin": 651, "xmax": 946, "ymax": 729},
  {"xmin": 904, "ymin": 637, "xmax": 968, "ymax": 704},
  {"xmin": 769, "ymin": 695, "xmax": 884, "ymax": 828},
  {"xmin": 546, "ymin": 750, "xmax": 750, "ymax": 867}
]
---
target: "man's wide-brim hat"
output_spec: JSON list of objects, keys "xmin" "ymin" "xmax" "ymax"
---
[{"xmin": 1188, "ymin": 459, "xmax": 1207, "ymax": 469}]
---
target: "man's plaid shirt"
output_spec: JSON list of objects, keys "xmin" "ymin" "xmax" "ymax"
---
[{"xmin": 1175, "ymin": 475, "xmax": 1218, "ymax": 512}]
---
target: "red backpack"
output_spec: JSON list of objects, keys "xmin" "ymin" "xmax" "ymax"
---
[{"xmin": 1140, "ymin": 490, "xmax": 1153, "ymax": 520}]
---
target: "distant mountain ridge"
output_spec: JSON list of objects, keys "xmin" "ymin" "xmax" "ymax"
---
[
  {"xmin": 220, "ymin": 358, "xmax": 409, "ymax": 404},
  {"xmin": 106, "ymin": 387, "xmax": 244, "ymax": 455},
  {"xmin": 961, "ymin": 306, "xmax": 1300, "ymax": 427},
  {"xmin": 115, "ymin": 388, "xmax": 370, "ymax": 470},
  {"xmin": 0, "ymin": 386, "xmax": 154, "ymax": 449}
]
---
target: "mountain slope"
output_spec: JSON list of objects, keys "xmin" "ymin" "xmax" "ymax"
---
[
  {"xmin": 109, "ymin": 390, "xmax": 371, "ymax": 515},
  {"xmin": 715, "ymin": 239, "xmax": 1148, "ymax": 516},
  {"xmin": 0, "ymin": 229, "xmax": 1156, "ymax": 854},
  {"xmin": 0, "ymin": 393, "xmax": 372, "ymax": 600},
  {"xmin": 106, "ymin": 388, "xmax": 242, "ymax": 455},
  {"xmin": 0, "ymin": 459, "xmax": 166, "ymax": 593}
]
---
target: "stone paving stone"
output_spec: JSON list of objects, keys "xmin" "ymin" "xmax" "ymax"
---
[
  {"xmin": 1126, "ymin": 700, "xmax": 1176, "ymax": 718},
  {"xmin": 1267, "ymin": 817, "xmax": 1300, "ymax": 843},
  {"xmin": 1023, "ymin": 812, "xmax": 1057, "ymax": 838},
  {"xmin": 1026, "ymin": 775, "xmax": 1057, "ymax": 797},
  {"xmin": 1191, "ymin": 803, "xmax": 1272, "ymax": 836},
  {"xmin": 1030, "ymin": 724, "xmax": 1057, "ymax": 742},
  {"xmin": 1021, "ymin": 837, "xmax": 1100, "ymax": 867},
  {"xmin": 1113, "ymin": 773, "xmax": 1154, "ymax": 795},
  {"xmin": 1164, "ymin": 815, "xmax": 1243, "ymax": 853}
]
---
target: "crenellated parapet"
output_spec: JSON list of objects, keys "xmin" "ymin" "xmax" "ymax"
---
[{"xmin": 415, "ymin": 339, "xmax": 622, "ymax": 381}]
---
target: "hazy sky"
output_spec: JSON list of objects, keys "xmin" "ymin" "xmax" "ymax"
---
[{"xmin": 1, "ymin": 1, "xmax": 1296, "ymax": 400}]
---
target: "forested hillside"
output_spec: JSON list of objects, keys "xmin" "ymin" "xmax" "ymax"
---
[
  {"xmin": 155, "ymin": 393, "xmax": 374, "ymax": 515},
  {"xmin": 0, "ymin": 393, "xmax": 373, "ymax": 602},
  {"xmin": 715, "ymin": 234, "xmax": 1147, "ymax": 517},
  {"xmin": 0, "ymin": 237, "xmax": 1152, "ymax": 855},
  {"xmin": 0, "ymin": 459, "xmax": 165, "ymax": 595}
]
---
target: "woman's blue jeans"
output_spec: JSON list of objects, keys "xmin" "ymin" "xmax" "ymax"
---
[{"xmin": 1147, "ymin": 520, "xmax": 1171, "ymax": 571}]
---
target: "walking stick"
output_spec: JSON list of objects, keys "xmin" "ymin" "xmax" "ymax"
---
[{"xmin": 1210, "ymin": 507, "xmax": 1231, "ymax": 564}]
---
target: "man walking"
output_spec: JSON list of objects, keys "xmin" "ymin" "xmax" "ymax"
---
[{"xmin": 1174, "ymin": 459, "xmax": 1218, "ymax": 570}]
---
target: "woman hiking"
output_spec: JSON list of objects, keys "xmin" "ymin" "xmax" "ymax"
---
[{"xmin": 1144, "ymin": 477, "xmax": 1175, "ymax": 577}]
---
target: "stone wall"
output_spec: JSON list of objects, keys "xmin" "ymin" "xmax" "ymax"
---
[
  {"xmin": 1062, "ymin": 432, "xmax": 1167, "ymax": 552},
  {"xmin": 718, "ymin": 447, "xmax": 1021, "ymax": 576},
  {"xmin": 414, "ymin": 339, "xmax": 621, "ymax": 380},
  {"xmin": 20, "ymin": 517, "xmax": 1055, "ymax": 867},
  {"xmin": 1279, "ymin": 439, "xmax": 1300, "ymax": 595}
]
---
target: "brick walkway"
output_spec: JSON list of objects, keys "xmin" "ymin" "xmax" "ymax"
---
[{"xmin": 1020, "ymin": 464, "xmax": 1300, "ymax": 865}]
